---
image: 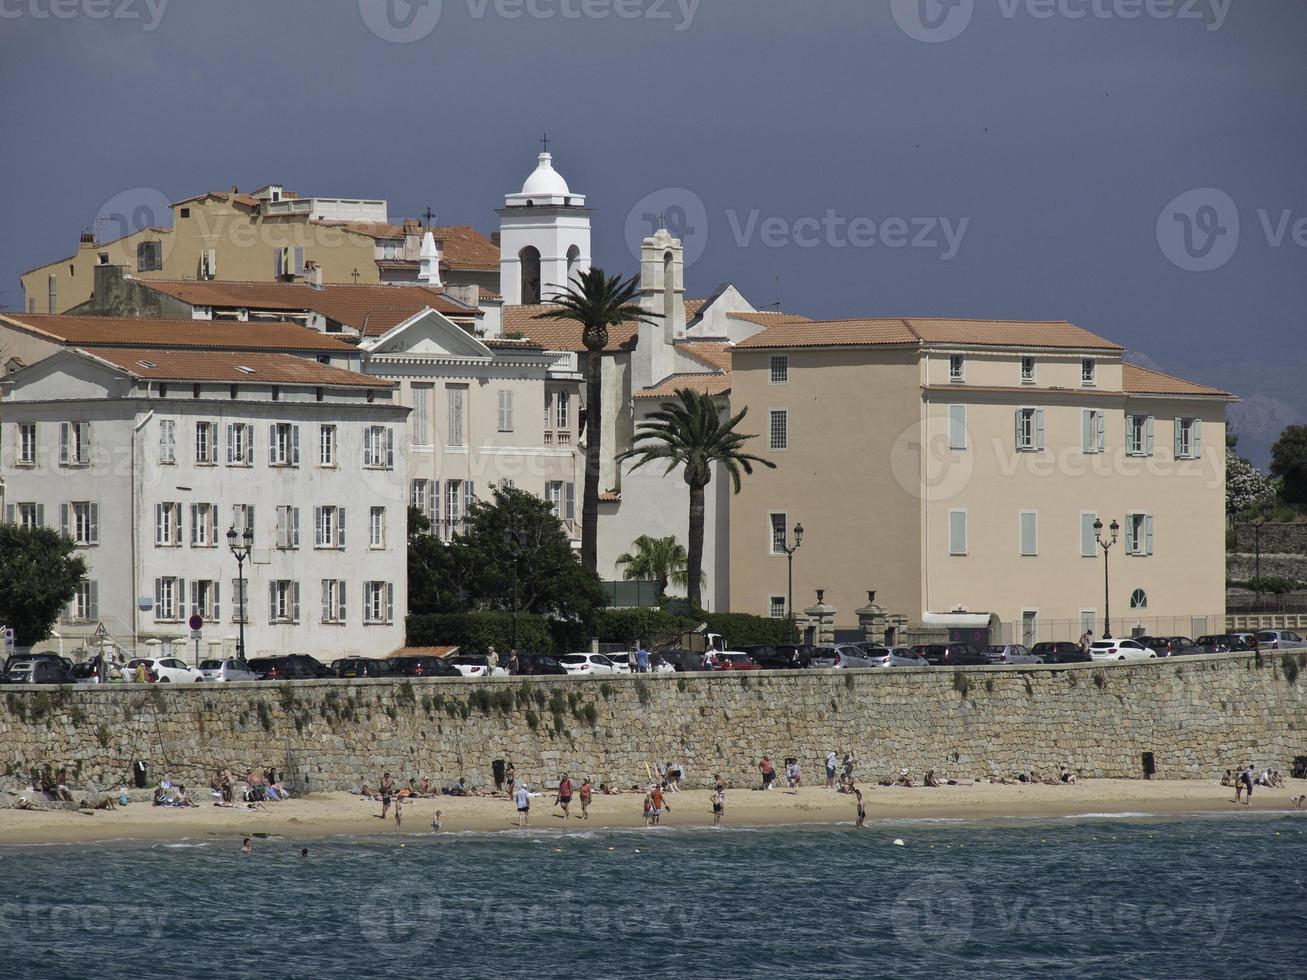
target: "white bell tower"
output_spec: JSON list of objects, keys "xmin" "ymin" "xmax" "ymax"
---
[
  {"xmin": 633, "ymin": 227, "xmax": 685, "ymax": 388},
  {"xmin": 498, "ymin": 145, "xmax": 592, "ymax": 306}
]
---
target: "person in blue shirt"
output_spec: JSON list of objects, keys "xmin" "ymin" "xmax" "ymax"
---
[{"xmin": 636, "ymin": 642, "xmax": 650, "ymax": 673}]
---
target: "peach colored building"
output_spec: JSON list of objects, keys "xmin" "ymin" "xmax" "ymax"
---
[{"xmin": 729, "ymin": 318, "xmax": 1233, "ymax": 643}]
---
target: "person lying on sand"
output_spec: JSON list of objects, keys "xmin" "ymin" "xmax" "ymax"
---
[
  {"xmin": 924, "ymin": 771, "xmax": 941, "ymax": 788},
  {"xmin": 1060, "ymin": 768, "xmax": 1077, "ymax": 785}
]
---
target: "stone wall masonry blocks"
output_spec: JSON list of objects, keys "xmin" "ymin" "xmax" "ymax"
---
[{"xmin": 0, "ymin": 656, "xmax": 1303, "ymax": 794}]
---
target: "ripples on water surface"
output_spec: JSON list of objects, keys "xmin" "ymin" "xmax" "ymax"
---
[{"xmin": 1, "ymin": 814, "xmax": 1303, "ymax": 979}]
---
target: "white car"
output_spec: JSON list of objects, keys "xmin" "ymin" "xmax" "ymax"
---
[
  {"xmin": 1088, "ymin": 639, "xmax": 1157, "ymax": 662},
  {"xmin": 446, "ymin": 656, "xmax": 508, "ymax": 678},
  {"xmin": 199, "ymin": 658, "xmax": 257, "ymax": 682},
  {"xmin": 126, "ymin": 657, "xmax": 204, "ymax": 682},
  {"xmin": 558, "ymin": 653, "xmax": 626, "ymax": 675}
]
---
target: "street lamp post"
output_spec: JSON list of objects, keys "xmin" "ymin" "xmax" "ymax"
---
[
  {"xmin": 226, "ymin": 524, "xmax": 254, "ymax": 660},
  {"xmin": 1093, "ymin": 517, "xmax": 1120, "ymax": 639},
  {"xmin": 781, "ymin": 522, "xmax": 804, "ymax": 637},
  {"xmin": 504, "ymin": 528, "xmax": 526, "ymax": 652},
  {"xmin": 1254, "ymin": 517, "xmax": 1265, "ymax": 603}
]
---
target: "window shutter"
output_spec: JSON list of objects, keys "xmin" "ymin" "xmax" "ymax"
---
[
  {"xmin": 1081, "ymin": 410, "xmax": 1092, "ymax": 453},
  {"xmin": 155, "ymin": 578, "xmax": 163, "ymax": 620},
  {"xmin": 1173, "ymin": 418, "xmax": 1183, "ymax": 458},
  {"xmin": 322, "ymin": 581, "xmax": 331, "ymax": 624},
  {"xmin": 338, "ymin": 581, "xmax": 347, "ymax": 624},
  {"xmin": 269, "ymin": 424, "xmax": 277, "ymax": 464},
  {"xmin": 338, "ymin": 508, "xmax": 346, "ymax": 548},
  {"xmin": 386, "ymin": 583, "xmax": 394, "ymax": 624},
  {"xmin": 948, "ymin": 405, "xmax": 967, "ymax": 450},
  {"xmin": 213, "ymin": 581, "xmax": 221, "ymax": 622},
  {"xmin": 464, "ymin": 481, "xmax": 476, "ymax": 511},
  {"xmin": 565, "ymin": 482, "xmax": 576, "ymax": 521},
  {"xmin": 226, "ymin": 424, "xmax": 235, "ymax": 465},
  {"xmin": 292, "ymin": 507, "xmax": 300, "ymax": 548},
  {"xmin": 155, "ymin": 503, "xmax": 164, "ymax": 545},
  {"xmin": 1125, "ymin": 415, "xmax": 1135, "ymax": 454},
  {"xmin": 386, "ymin": 428, "xmax": 395, "ymax": 469},
  {"xmin": 3, "ymin": 505, "xmax": 12, "ymax": 525},
  {"xmin": 1124, "ymin": 512, "xmax": 1136, "ymax": 554},
  {"xmin": 79, "ymin": 422, "xmax": 90, "ymax": 463},
  {"xmin": 89, "ymin": 504, "xmax": 99, "ymax": 545},
  {"xmin": 89, "ymin": 581, "xmax": 98, "ymax": 620},
  {"xmin": 1192, "ymin": 419, "xmax": 1202, "ymax": 456},
  {"xmin": 60, "ymin": 503, "xmax": 69, "ymax": 538},
  {"xmin": 292, "ymin": 581, "xmax": 301, "ymax": 624},
  {"xmin": 178, "ymin": 578, "xmax": 187, "ymax": 615},
  {"xmin": 292, "ymin": 425, "xmax": 300, "ymax": 465},
  {"xmin": 312, "ymin": 507, "xmax": 321, "ymax": 547},
  {"xmin": 59, "ymin": 422, "xmax": 69, "ymax": 465},
  {"xmin": 362, "ymin": 583, "xmax": 369, "ymax": 623},
  {"xmin": 949, "ymin": 511, "xmax": 967, "ymax": 555},
  {"xmin": 247, "ymin": 506, "xmax": 255, "ymax": 545},
  {"xmin": 1035, "ymin": 409, "xmax": 1046, "ymax": 450},
  {"xmin": 293, "ymin": 247, "xmax": 305, "ymax": 276},
  {"xmin": 190, "ymin": 504, "xmax": 199, "ymax": 546},
  {"xmin": 1081, "ymin": 513, "xmax": 1097, "ymax": 557},
  {"xmin": 270, "ymin": 582, "xmax": 279, "ymax": 622},
  {"xmin": 1145, "ymin": 417, "xmax": 1155, "ymax": 455},
  {"xmin": 173, "ymin": 505, "xmax": 182, "ymax": 545},
  {"xmin": 1145, "ymin": 515, "xmax": 1154, "ymax": 556},
  {"xmin": 1020, "ymin": 512, "xmax": 1037, "ymax": 556},
  {"xmin": 1014, "ymin": 409, "xmax": 1023, "ymax": 449}
]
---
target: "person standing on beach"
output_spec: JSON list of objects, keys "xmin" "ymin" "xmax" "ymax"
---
[
  {"xmin": 843, "ymin": 751, "xmax": 857, "ymax": 786},
  {"xmin": 516, "ymin": 782, "xmax": 531, "ymax": 827},
  {"xmin": 826, "ymin": 750, "xmax": 838, "ymax": 789},
  {"xmin": 580, "ymin": 779, "xmax": 593, "ymax": 819},
  {"xmin": 379, "ymin": 772, "xmax": 394, "ymax": 821},
  {"xmin": 649, "ymin": 784, "xmax": 667, "ymax": 825},
  {"xmin": 556, "ymin": 773, "xmax": 574, "ymax": 818},
  {"xmin": 1236, "ymin": 765, "xmax": 1255, "ymax": 805},
  {"xmin": 759, "ymin": 756, "xmax": 776, "ymax": 791},
  {"xmin": 855, "ymin": 789, "xmax": 866, "ymax": 828},
  {"xmin": 642, "ymin": 789, "xmax": 654, "ymax": 827},
  {"xmin": 786, "ymin": 758, "xmax": 801, "ymax": 792},
  {"xmin": 505, "ymin": 761, "xmax": 516, "ymax": 798},
  {"xmin": 711, "ymin": 786, "xmax": 725, "ymax": 827},
  {"xmin": 394, "ymin": 796, "xmax": 403, "ymax": 829}
]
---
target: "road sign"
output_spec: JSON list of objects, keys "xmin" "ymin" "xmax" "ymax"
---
[
  {"xmin": 93, "ymin": 622, "xmax": 110, "ymax": 641},
  {"xmin": 188, "ymin": 614, "xmax": 204, "ymax": 631}
]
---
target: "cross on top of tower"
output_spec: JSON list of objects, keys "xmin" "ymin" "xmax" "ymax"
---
[
  {"xmin": 540, "ymin": 132, "xmax": 551, "ymax": 153},
  {"xmin": 422, "ymin": 207, "xmax": 436, "ymax": 227}
]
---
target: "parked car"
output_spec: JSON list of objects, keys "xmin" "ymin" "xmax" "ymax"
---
[
  {"xmin": 1135, "ymin": 636, "xmax": 1197, "ymax": 657},
  {"xmin": 919, "ymin": 643, "xmax": 990, "ymax": 667},
  {"xmin": 1031, "ymin": 642, "xmax": 1092, "ymax": 664},
  {"xmin": 558, "ymin": 653, "xmax": 624, "ymax": 676},
  {"xmin": 1194, "ymin": 634, "xmax": 1252, "ymax": 654},
  {"xmin": 1255, "ymin": 630, "xmax": 1307, "ymax": 650},
  {"xmin": 334, "ymin": 657, "xmax": 397, "ymax": 679},
  {"xmin": 712, "ymin": 652, "xmax": 762, "ymax": 671},
  {"xmin": 447, "ymin": 655, "xmax": 509, "ymax": 678},
  {"xmin": 653, "ymin": 648, "xmax": 707, "ymax": 672},
  {"xmin": 511, "ymin": 653, "xmax": 569, "ymax": 677},
  {"xmin": 199, "ymin": 658, "xmax": 258, "ymax": 682},
  {"xmin": 389, "ymin": 655, "xmax": 461, "ymax": 678},
  {"xmin": 2, "ymin": 658, "xmax": 74, "ymax": 684},
  {"xmin": 985, "ymin": 644, "xmax": 1043, "ymax": 665},
  {"xmin": 857, "ymin": 645, "xmax": 930, "ymax": 668},
  {"xmin": 125, "ymin": 657, "xmax": 204, "ymax": 683},
  {"xmin": 247, "ymin": 655, "xmax": 334, "ymax": 680},
  {"xmin": 809, "ymin": 644, "xmax": 877, "ymax": 669},
  {"xmin": 1088, "ymin": 639, "xmax": 1157, "ymax": 662},
  {"xmin": 3, "ymin": 652, "xmax": 72, "ymax": 676}
]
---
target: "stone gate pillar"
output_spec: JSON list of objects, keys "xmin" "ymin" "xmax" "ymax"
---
[{"xmin": 803, "ymin": 590, "xmax": 837, "ymax": 646}]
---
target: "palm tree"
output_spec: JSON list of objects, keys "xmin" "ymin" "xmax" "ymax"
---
[
  {"xmin": 619, "ymin": 388, "xmax": 775, "ymax": 610},
  {"xmin": 535, "ymin": 268, "xmax": 660, "ymax": 574},
  {"xmin": 615, "ymin": 534, "xmax": 695, "ymax": 598}
]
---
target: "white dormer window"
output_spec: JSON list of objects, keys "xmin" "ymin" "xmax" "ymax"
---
[
  {"xmin": 1020, "ymin": 356, "xmax": 1035, "ymax": 384},
  {"xmin": 1082, "ymin": 358, "xmax": 1096, "ymax": 386},
  {"xmin": 949, "ymin": 355, "xmax": 965, "ymax": 383}
]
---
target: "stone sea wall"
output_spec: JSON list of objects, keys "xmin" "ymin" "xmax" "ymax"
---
[{"xmin": 1, "ymin": 654, "xmax": 1305, "ymax": 795}]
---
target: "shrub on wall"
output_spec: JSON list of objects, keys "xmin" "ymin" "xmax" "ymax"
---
[
  {"xmin": 701, "ymin": 612, "xmax": 799, "ymax": 647},
  {"xmin": 406, "ymin": 613, "xmax": 553, "ymax": 654}
]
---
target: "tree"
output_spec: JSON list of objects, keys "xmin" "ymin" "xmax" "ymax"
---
[
  {"xmin": 407, "ymin": 506, "xmax": 467, "ymax": 615},
  {"xmin": 1226, "ymin": 450, "xmax": 1275, "ymax": 519},
  {"xmin": 535, "ymin": 268, "xmax": 660, "ymax": 574},
  {"xmin": 1270, "ymin": 425, "xmax": 1307, "ymax": 506},
  {"xmin": 0, "ymin": 524, "xmax": 87, "ymax": 648},
  {"xmin": 616, "ymin": 534, "xmax": 695, "ymax": 596},
  {"xmin": 620, "ymin": 388, "xmax": 775, "ymax": 610}
]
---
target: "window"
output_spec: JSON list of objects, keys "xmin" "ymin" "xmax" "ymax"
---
[
  {"xmin": 154, "ymin": 577, "xmax": 183, "ymax": 622},
  {"xmin": 231, "ymin": 578, "xmax": 248, "ymax": 624},
  {"xmin": 1019, "ymin": 511, "xmax": 1038, "ymax": 557},
  {"xmin": 1130, "ymin": 588, "xmax": 1148, "ymax": 610},
  {"xmin": 269, "ymin": 423, "xmax": 300, "ymax": 466},
  {"xmin": 770, "ymin": 355, "xmax": 789, "ymax": 385},
  {"xmin": 1174, "ymin": 418, "xmax": 1202, "ymax": 459},
  {"xmin": 769, "ymin": 596, "xmax": 787, "ymax": 619},
  {"xmin": 1125, "ymin": 513, "xmax": 1154, "ymax": 556},
  {"xmin": 226, "ymin": 423, "xmax": 253, "ymax": 466},
  {"xmin": 447, "ymin": 386, "xmax": 466, "ymax": 447},
  {"xmin": 59, "ymin": 422, "xmax": 91, "ymax": 466},
  {"xmin": 411, "ymin": 384, "xmax": 431, "ymax": 447},
  {"xmin": 445, "ymin": 481, "xmax": 464, "ymax": 534},
  {"xmin": 545, "ymin": 482, "xmax": 576, "ymax": 521},
  {"xmin": 411, "ymin": 480, "xmax": 432, "ymax": 521},
  {"xmin": 319, "ymin": 425, "xmax": 337, "ymax": 467},
  {"xmin": 137, "ymin": 240, "xmax": 163, "ymax": 272},
  {"xmin": 1081, "ymin": 358, "xmax": 1096, "ymax": 386},
  {"xmin": 1081, "ymin": 409, "xmax": 1105, "ymax": 454},
  {"xmin": 556, "ymin": 391, "xmax": 569, "ymax": 430},
  {"xmin": 69, "ymin": 581, "xmax": 98, "ymax": 623},
  {"xmin": 232, "ymin": 504, "xmax": 255, "ymax": 545},
  {"xmin": 155, "ymin": 502, "xmax": 182, "ymax": 547},
  {"xmin": 1015, "ymin": 408, "xmax": 1044, "ymax": 452},
  {"xmin": 948, "ymin": 405, "xmax": 967, "ymax": 451},
  {"xmin": 769, "ymin": 512, "xmax": 787, "ymax": 555},
  {"xmin": 158, "ymin": 420, "xmax": 175, "ymax": 465},
  {"xmin": 1021, "ymin": 610, "xmax": 1038, "ymax": 647},
  {"xmin": 544, "ymin": 391, "xmax": 553, "ymax": 429},
  {"xmin": 1080, "ymin": 512, "xmax": 1099, "ymax": 558},
  {"xmin": 1020, "ymin": 356, "xmax": 1036, "ymax": 384},
  {"xmin": 275, "ymin": 505, "xmax": 300, "ymax": 550},
  {"xmin": 10, "ymin": 503, "xmax": 44, "ymax": 530},
  {"xmin": 369, "ymin": 507, "xmax": 386, "ymax": 549},
  {"xmin": 192, "ymin": 580, "xmax": 220, "ymax": 621},
  {"xmin": 364, "ymin": 581, "xmax": 395, "ymax": 625},
  {"xmin": 17, "ymin": 423, "xmax": 37, "ymax": 466},
  {"xmin": 314, "ymin": 506, "xmax": 346, "ymax": 549},
  {"xmin": 1126, "ymin": 415, "xmax": 1154, "ymax": 457},
  {"xmin": 948, "ymin": 509, "xmax": 967, "ymax": 556},
  {"xmin": 269, "ymin": 580, "xmax": 300, "ymax": 624},
  {"xmin": 190, "ymin": 503, "xmax": 217, "ymax": 548},
  {"xmin": 62, "ymin": 502, "xmax": 99, "ymax": 546},
  {"xmin": 768, "ymin": 409, "xmax": 788, "ymax": 451},
  {"xmin": 321, "ymin": 579, "xmax": 348, "ymax": 624},
  {"xmin": 363, "ymin": 426, "xmax": 394, "ymax": 469},
  {"xmin": 194, "ymin": 421, "xmax": 217, "ymax": 465},
  {"xmin": 949, "ymin": 355, "xmax": 965, "ymax": 382},
  {"xmin": 497, "ymin": 390, "xmax": 514, "ymax": 433}
]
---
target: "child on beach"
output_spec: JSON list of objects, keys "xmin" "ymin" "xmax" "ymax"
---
[
  {"xmin": 394, "ymin": 797, "xmax": 403, "ymax": 829},
  {"xmin": 580, "ymin": 779, "xmax": 593, "ymax": 819},
  {"xmin": 431, "ymin": 810, "xmax": 442, "ymax": 832},
  {"xmin": 786, "ymin": 758, "xmax": 801, "ymax": 792},
  {"xmin": 642, "ymin": 791, "xmax": 654, "ymax": 827},
  {"xmin": 855, "ymin": 789, "xmax": 866, "ymax": 828}
]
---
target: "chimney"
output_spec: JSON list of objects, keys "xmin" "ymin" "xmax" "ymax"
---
[
  {"xmin": 231, "ymin": 185, "xmax": 239, "ymax": 193},
  {"xmin": 490, "ymin": 232, "xmax": 501, "ymax": 247},
  {"xmin": 305, "ymin": 260, "xmax": 324, "ymax": 290},
  {"xmin": 418, "ymin": 232, "xmax": 444, "ymax": 287},
  {"xmin": 444, "ymin": 284, "xmax": 480, "ymax": 308},
  {"xmin": 79, "ymin": 230, "xmax": 96, "ymax": 248}
]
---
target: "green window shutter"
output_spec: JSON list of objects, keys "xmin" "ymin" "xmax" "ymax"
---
[
  {"xmin": 949, "ymin": 405, "xmax": 967, "ymax": 450},
  {"xmin": 1081, "ymin": 513, "xmax": 1097, "ymax": 557},
  {"xmin": 949, "ymin": 511, "xmax": 967, "ymax": 556},
  {"xmin": 1192, "ymin": 419, "xmax": 1202, "ymax": 456},
  {"xmin": 1145, "ymin": 416, "xmax": 1154, "ymax": 456},
  {"xmin": 1020, "ymin": 512, "xmax": 1037, "ymax": 556},
  {"xmin": 1035, "ymin": 410, "xmax": 1046, "ymax": 450}
]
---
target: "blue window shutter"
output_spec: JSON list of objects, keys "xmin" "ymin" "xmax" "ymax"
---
[
  {"xmin": 1174, "ymin": 418, "xmax": 1183, "ymax": 458},
  {"xmin": 1145, "ymin": 416, "xmax": 1154, "ymax": 456}
]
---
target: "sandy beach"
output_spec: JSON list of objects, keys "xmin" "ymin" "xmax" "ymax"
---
[{"xmin": 1, "ymin": 778, "xmax": 1303, "ymax": 847}]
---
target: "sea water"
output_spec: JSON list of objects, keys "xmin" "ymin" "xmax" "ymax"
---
[{"xmin": 0, "ymin": 814, "xmax": 1302, "ymax": 979}]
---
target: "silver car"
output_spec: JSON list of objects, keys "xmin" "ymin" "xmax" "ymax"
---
[
  {"xmin": 985, "ymin": 644, "xmax": 1044, "ymax": 665},
  {"xmin": 1255, "ymin": 630, "xmax": 1307, "ymax": 651},
  {"xmin": 809, "ymin": 644, "xmax": 876, "ymax": 669},
  {"xmin": 200, "ymin": 658, "xmax": 258, "ymax": 682},
  {"xmin": 856, "ymin": 644, "xmax": 929, "ymax": 667}
]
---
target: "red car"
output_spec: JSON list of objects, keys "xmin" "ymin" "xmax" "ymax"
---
[{"xmin": 710, "ymin": 652, "xmax": 762, "ymax": 671}]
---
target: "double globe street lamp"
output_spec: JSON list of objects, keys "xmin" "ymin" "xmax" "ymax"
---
[
  {"xmin": 226, "ymin": 524, "xmax": 254, "ymax": 660},
  {"xmin": 780, "ymin": 522, "xmax": 804, "ymax": 636},
  {"xmin": 1093, "ymin": 517, "xmax": 1121, "ymax": 640}
]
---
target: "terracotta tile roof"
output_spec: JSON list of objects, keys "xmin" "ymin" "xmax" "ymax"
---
[
  {"xmin": 1, "ymin": 314, "xmax": 354, "ymax": 353},
  {"xmin": 429, "ymin": 225, "xmax": 501, "ymax": 270},
  {"xmin": 676, "ymin": 341, "xmax": 733, "ymax": 373},
  {"xmin": 484, "ymin": 337, "xmax": 545, "ymax": 351},
  {"xmin": 636, "ymin": 373, "xmax": 733, "ymax": 399},
  {"xmin": 135, "ymin": 280, "xmax": 477, "ymax": 329},
  {"xmin": 1122, "ymin": 364, "xmax": 1233, "ymax": 398},
  {"xmin": 597, "ymin": 491, "xmax": 621, "ymax": 503},
  {"xmin": 685, "ymin": 299, "xmax": 706, "ymax": 321},
  {"xmin": 726, "ymin": 311, "xmax": 813, "ymax": 328},
  {"xmin": 735, "ymin": 317, "xmax": 1121, "ymax": 351},
  {"xmin": 389, "ymin": 646, "xmax": 461, "ymax": 659},
  {"xmin": 501, "ymin": 304, "xmax": 640, "ymax": 353},
  {"xmin": 169, "ymin": 191, "xmax": 258, "ymax": 210},
  {"xmin": 74, "ymin": 348, "xmax": 393, "ymax": 388}
]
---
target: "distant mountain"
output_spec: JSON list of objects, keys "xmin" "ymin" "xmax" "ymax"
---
[{"xmin": 1228, "ymin": 395, "xmax": 1305, "ymax": 469}]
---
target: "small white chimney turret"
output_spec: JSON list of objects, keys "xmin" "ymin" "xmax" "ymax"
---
[{"xmin": 419, "ymin": 231, "xmax": 443, "ymax": 287}]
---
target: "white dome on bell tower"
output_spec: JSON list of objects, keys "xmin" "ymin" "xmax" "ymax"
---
[
  {"xmin": 520, "ymin": 153, "xmax": 571, "ymax": 198},
  {"xmin": 498, "ymin": 146, "xmax": 592, "ymax": 305}
]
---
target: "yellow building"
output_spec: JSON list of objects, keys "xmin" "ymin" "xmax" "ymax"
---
[{"xmin": 729, "ymin": 318, "xmax": 1233, "ymax": 643}]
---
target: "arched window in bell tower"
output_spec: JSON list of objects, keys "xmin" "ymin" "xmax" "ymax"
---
[
  {"xmin": 566, "ymin": 245, "xmax": 581, "ymax": 284},
  {"xmin": 520, "ymin": 246, "xmax": 541, "ymax": 304}
]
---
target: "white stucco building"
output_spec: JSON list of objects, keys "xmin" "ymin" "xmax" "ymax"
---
[{"xmin": 0, "ymin": 346, "xmax": 408, "ymax": 660}]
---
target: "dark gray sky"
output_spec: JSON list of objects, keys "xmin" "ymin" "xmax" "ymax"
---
[{"xmin": 2, "ymin": 0, "xmax": 1303, "ymax": 460}]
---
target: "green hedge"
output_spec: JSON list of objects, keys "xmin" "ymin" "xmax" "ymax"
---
[
  {"xmin": 406, "ymin": 613, "xmax": 553, "ymax": 655},
  {"xmin": 701, "ymin": 612, "xmax": 799, "ymax": 647}
]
